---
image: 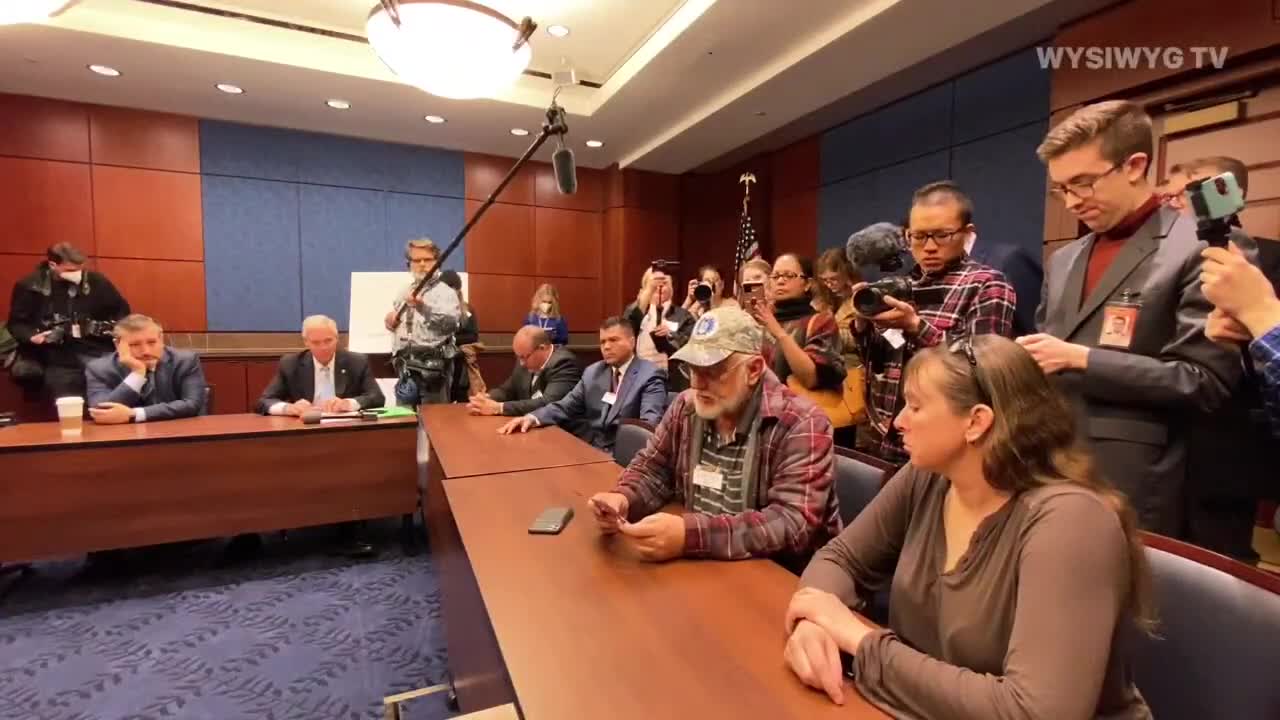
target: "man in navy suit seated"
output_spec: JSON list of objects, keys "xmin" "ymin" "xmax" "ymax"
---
[
  {"xmin": 257, "ymin": 314, "xmax": 384, "ymax": 415},
  {"xmin": 499, "ymin": 316, "xmax": 666, "ymax": 451},
  {"xmin": 85, "ymin": 314, "xmax": 206, "ymax": 424}
]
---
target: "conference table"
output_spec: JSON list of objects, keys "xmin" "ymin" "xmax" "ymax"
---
[
  {"xmin": 419, "ymin": 404, "xmax": 886, "ymax": 719},
  {"xmin": 0, "ymin": 413, "xmax": 419, "ymax": 562}
]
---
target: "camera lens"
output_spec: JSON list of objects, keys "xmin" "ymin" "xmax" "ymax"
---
[
  {"xmin": 694, "ymin": 283, "xmax": 712, "ymax": 303},
  {"xmin": 853, "ymin": 286, "xmax": 886, "ymax": 316}
]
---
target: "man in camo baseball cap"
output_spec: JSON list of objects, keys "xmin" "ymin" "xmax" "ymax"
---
[{"xmin": 671, "ymin": 305, "xmax": 764, "ymax": 367}]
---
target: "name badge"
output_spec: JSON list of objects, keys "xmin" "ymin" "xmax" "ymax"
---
[
  {"xmin": 881, "ymin": 328, "xmax": 905, "ymax": 349},
  {"xmin": 664, "ymin": 319, "xmax": 680, "ymax": 333},
  {"xmin": 71, "ymin": 324, "xmax": 82, "ymax": 339},
  {"xmin": 532, "ymin": 390, "xmax": 543, "ymax": 399},
  {"xmin": 693, "ymin": 466, "xmax": 724, "ymax": 491},
  {"xmin": 602, "ymin": 391, "xmax": 617, "ymax": 405},
  {"xmin": 1099, "ymin": 301, "xmax": 1140, "ymax": 350}
]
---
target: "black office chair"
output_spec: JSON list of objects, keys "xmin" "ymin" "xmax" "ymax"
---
[
  {"xmin": 832, "ymin": 447, "xmax": 897, "ymax": 525},
  {"xmin": 1128, "ymin": 533, "xmax": 1280, "ymax": 720},
  {"xmin": 613, "ymin": 419, "xmax": 654, "ymax": 467}
]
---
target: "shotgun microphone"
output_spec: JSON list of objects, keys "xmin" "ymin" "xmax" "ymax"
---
[{"xmin": 552, "ymin": 141, "xmax": 577, "ymax": 195}]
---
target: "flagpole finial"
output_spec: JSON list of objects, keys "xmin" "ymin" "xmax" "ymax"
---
[{"xmin": 739, "ymin": 172, "xmax": 756, "ymax": 213}]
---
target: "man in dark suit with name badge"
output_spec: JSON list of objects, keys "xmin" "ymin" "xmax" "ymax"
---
[
  {"xmin": 1019, "ymin": 101, "xmax": 1240, "ymax": 535},
  {"xmin": 467, "ymin": 325, "xmax": 581, "ymax": 417},
  {"xmin": 257, "ymin": 315, "xmax": 384, "ymax": 416}
]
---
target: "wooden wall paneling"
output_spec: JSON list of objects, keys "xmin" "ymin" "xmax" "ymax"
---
[
  {"xmin": 0, "ymin": 157, "xmax": 94, "ymax": 256},
  {"xmin": 244, "ymin": 360, "xmax": 280, "ymax": 411},
  {"xmin": 0, "ymin": 376, "xmax": 54, "ymax": 422},
  {"xmin": 0, "ymin": 253, "xmax": 44, "ymax": 322},
  {"xmin": 467, "ymin": 274, "xmax": 538, "ymax": 332},
  {"xmin": 534, "ymin": 165, "xmax": 603, "ymax": 212},
  {"xmin": 88, "ymin": 106, "xmax": 200, "ymax": 173},
  {"xmin": 1049, "ymin": 0, "xmax": 1280, "ymax": 110},
  {"xmin": 770, "ymin": 137, "xmax": 821, "ymax": 193},
  {"xmin": 538, "ymin": 276, "xmax": 602, "ymax": 330},
  {"xmin": 201, "ymin": 359, "xmax": 249, "ymax": 414},
  {"xmin": 621, "ymin": 207, "xmax": 680, "ymax": 297},
  {"xmin": 463, "ymin": 200, "xmax": 535, "ymax": 275},
  {"xmin": 464, "ymin": 153, "xmax": 537, "ymax": 205},
  {"xmin": 604, "ymin": 165, "xmax": 625, "ymax": 209},
  {"xmin": 0, "ymin": 94, "xmax": 89, "ymax": 162},
  {"xmin": 1042, "ymin": 105, "xmax": 1081, "ymax": 244},
  {"xmin": 1250, "ymin": 165, "xmax": 1280, "ymax": 201},
  {"xmin": 771, "ymin": 189, "xmax": 818, "ymax": 261},
  {"xmin": 94, "ymin": 258, "xmax": 207, "ymax": 332},
  {"xmin": 534, "ymin": 208, "xmax": 602, "ymax": 279},
  {"xmin": 476, "ymin": 351, "xmax": 514, "ymax": 389},
  {"xmin": 1239, "ymin": 203, "xmax": 1280, "ymax": 239},
  {"xmin": 92, "ymin": 166, "xmax": 204, "ymax": 261},
  {"xmin": 602, "ymin": 208, "xmax": 625, "ymax": 317},
  {"xmin": 622, "ymin": 169, "xmax": 680, "ymax": 212},
  {"xmin": 1164, "ymin": 116, "xmax": 1280, "ymax": 170}
]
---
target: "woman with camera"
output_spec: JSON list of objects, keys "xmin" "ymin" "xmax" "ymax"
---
[
  {"xmin": 681, "ymin": 265, "xmax": 728, "ymax": 319},
  {"xmin": 747, "ymin": 254, "xmax": 845, "ymax": 394},
  {"xmin": 783, "ymin": 336, "xmax": 1153, "ymax": 719}
]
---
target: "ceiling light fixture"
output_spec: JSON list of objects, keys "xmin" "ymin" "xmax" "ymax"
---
[
  {"xmin": 87, "ymin": 64, "xmax": 121, "ymax": 77},
  {"xmin": 510, "ymin": 128, "xmax": 529, "ymax": 137},
  {"xmin": 367, "ymin": 0, "xmax": 534, "ymax": 100},
  {"xmin": 326, "ymin": 99, "xmax": 351, "ymax": 110},
  {"xmin": 585, "ymin": 140, "xmax": 604, "ymax": 148},
  {"xmin": 0, "ymin": 0, "xmax": 78, "ymax": 25},
  {"xmin": 546, "ymin": 24, "xmax": 569, "ymax": 38},
  {"xmin": 216, "ymin": 83, "xmax": 244, "ymax": 94},
  {"xmin": 424, "ymin": 115, "xmax": 446, "ymax": 124}
]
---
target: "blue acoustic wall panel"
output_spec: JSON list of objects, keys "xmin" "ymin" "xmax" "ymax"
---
[
  {"xmin": 199, "ymin": 120, "xmax": 301, "ymax": 182},
  {"xmin": 293, "ymin": 132, "xmax": 391, "ymax": 191},
  {"xmin": 952, "ymin": 48, "xmax": 1051, "ymax": 145},
  {"xmin": 384, "ymin": 193, "xmax": 466, "ymax": 272},
  {"xmin": 820, "ymin": 83, "xmax": 954, "ymax": 186},
  {"xmin": 379, "ymin": 143, "xmax": 465, "ymax": 197},
  {"xmin": 950, "ymin": 120, "xmax": 1050, "ymax": 257},
  {"xmin": 818, "ymin": 150, "xmax": 951, "ymax": 253},
  {"xmin": 203, "ymin": 176, "xmax": 302, "ymax": 331},
  {"xmin": 299, "ymin": 186, "xmax": 385, "ymax": 330}
]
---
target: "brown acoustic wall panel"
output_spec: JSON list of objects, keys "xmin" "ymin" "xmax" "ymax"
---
[
  {"xmin": 464, "ymin": 153, "xmax": 536, "ymax": 206},
  {"xmin": 463, "ymin": 200, "xmax": 534, "ymax": 275},
  {"xmin": 92, "ymin": 166, "xmax": 204, "ymax": 261},
  {"xmin": 771, "ymin": 137, "xmax": 821, "ymax": 194},
  {"xmin": 539, "ymin": 276, "xmax": 602, "ymax": 331},
  {"xmin": 95, "ymin": 258, "xmax": 206, "ymax": 332},
  {"xmin": 0, "ymin": 157, "xmax": 94, "ymax": 257},
  {"xmin": 88, "ymin": 106, "xmax": 200, "ymax": 173},
  {"xmin": 771, "ymin": 189, "xmax": 818, "ymax": 262},
  {"xmin": 244, "ymin": 360, "xmax": 280, "ymax": 411},
  {"xmin": 621, "ymin": 207, "xmax": 680, "ymax": 296},
  {"xmin": 602, "ymin": 208, "xmax": 625, "ymax": 316},
  {"xmin": 0, "ymin": 94, "xmax": 89, "ymax": 162},
  {"xmin": 0, "ymin": 253, "xmax": 44, "ymax": 321},
  {"xmin": 1050, "ymin": 0, "xmax": 1279, "ymax": 111},
  {"xmin": 534, "ymin": 207, "xmax": 602, "ymax": 279},
  {"xmin": 622, "ymin": 169, "xmax": 680, "ymax": 212},
  {"xmin": 535, "ymin": 164, "xmax": 603, "ymax": 212},
  {"xmin": 467, "ymin": 273, "xmax": 537, "ymax": 332},
  {"xmin": 201, "ymin": 359, "xmax": 249, "ymax": 415}
]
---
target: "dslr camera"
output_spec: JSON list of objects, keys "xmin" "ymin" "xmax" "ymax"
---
[
  {"xmin": 39, "ymin": 315, "xmax": 116, "ymax": 343},
  {"xmin": 845, "ymin": 222, "xmax": 911, "ymax": 316}
]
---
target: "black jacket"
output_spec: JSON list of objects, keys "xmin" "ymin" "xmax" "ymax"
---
[
  {"xmin": 489, "ymin": 345, "xmax": 582, "ymax": 417},
  {"xmin": 624, "ymin": 301, "xmax": 694, "ymax": 391},
  {"xmin": 255, "ymin": 349, "xmax": 385, "ymax": 413},
  {"xmin": 7, "ymin": 265, "xmax": 130, "ymax": 367}
]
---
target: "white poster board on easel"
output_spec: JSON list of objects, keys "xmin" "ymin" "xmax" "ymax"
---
[{"xmin": 348, "ymin": 271, "xmax": 468, "ymax": 354}]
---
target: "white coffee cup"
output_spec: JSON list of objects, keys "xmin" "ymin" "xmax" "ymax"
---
[{"xmin": 55, "ymin": 396, "xmax": 85, "ymax": 435}]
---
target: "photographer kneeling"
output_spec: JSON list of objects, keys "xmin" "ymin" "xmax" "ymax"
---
[
  {"xmin": 851, "ymin": 182, "xmax": 1017, "ymax": 463},
  {"xmin": 7, "ymin": 243, "xmax": 131, "ymax": 399}
]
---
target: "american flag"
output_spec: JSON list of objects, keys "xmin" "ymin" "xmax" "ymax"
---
[{"xmin": 734, "ymin": 172, "xmax": 760, "ymax": 287}]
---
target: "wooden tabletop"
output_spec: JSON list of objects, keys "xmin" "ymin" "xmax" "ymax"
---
[
  {"xmin": 444, "ymin": 463, "xmax": 887, "ymax": 720},
  {"xmin": 0, "ymin": 413, "xmax": 418, "ymax": 452},
  {"xmin": 420, "ymin": 403, "xmax": 611, "ymax": 479}
]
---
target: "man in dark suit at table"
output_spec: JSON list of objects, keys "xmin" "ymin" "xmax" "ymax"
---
[
  {"xmin": 85, "ymin": 314, "xmax": 206, "ymax": 424},
  {"xmin": 466, "ymin": 325, "xmax": 581, "ymax": 418},
  {"xmin": 257, "ymin": 315, "xmax": 384, "ymax": 416},
  {"xmin": 498, "ymin": 316, "xmax": 666, "ymax": 451}
]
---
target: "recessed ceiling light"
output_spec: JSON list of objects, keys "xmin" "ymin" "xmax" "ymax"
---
[
  {"xmin": 585, "ymin": 140, "xmax": 604, "ymax": 148},
  {"xmin": 547, "ymin": 25, "xmax": 570, "ymax": 38},
  {"xmin": 88, "ymin": 64, "xmax": 121, "ymax": 77},
  {"xmin": 326, "ymin": 99, "xmax": 351, "ymax": 110},
  {"xmin": 510, "ymin": 128, "xmax": 529, "ymax": 136},
  {"xmin": 216, "ymin": 83, "xmax": 244, "ymax": 95},
  {"xmin": 754, "ymin": 111, "xmax": 767, "ymax": 117},
  {"xmin": 424, "ymin": 115, "xmax": 446, "ymax": 124}
]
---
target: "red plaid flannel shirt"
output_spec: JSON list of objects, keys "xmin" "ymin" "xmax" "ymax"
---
[
  {"xmin": 614, "ymin": 370, "xmax": 841, "ymax": 561},
  {"xmin": 857, "ymin": 257, "xmax": 1017, "ymax": 462}
]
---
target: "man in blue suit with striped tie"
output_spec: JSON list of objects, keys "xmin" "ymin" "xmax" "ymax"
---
[{"xmin": 499, "ymin": 316, "xmax": 667, "ymax": 451}]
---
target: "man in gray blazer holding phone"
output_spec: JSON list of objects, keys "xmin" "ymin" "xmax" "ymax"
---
[{"xmin": 1018, "ymin": 101, "xmax": 1241, "ymax": 535}]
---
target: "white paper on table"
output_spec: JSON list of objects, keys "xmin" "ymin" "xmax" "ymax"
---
[{"xmin": 348, "ymin": 271, "xmax": 468, "ymax": 354}]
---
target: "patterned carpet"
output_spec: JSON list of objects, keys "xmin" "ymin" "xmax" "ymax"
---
[{"xmin": 0, "ymin": 521, "xmax": 454, "ymax": 720}]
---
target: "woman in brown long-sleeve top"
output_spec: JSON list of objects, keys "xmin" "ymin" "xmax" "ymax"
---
[{"xmin": 782, "ymin": 335, "xmax": 1155, "ymax": 719}]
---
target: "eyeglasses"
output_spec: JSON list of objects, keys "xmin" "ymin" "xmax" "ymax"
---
[
  {"xmin": 817, "ymin": 274, "xmax": 845, "ymax": 288},
  {"xmin": 950, "ymin": 339, "xmax": 991, "ymax": 407},
  {"xmin": 905, "ymin": 228, "xmax": 966, "ymax": 246},
  {"xmin": 769, "ymin": 271, "xmax": 806, "ymax": 282},
  {"xmin": 679, "ymin": 356, "xmax": 746, "ymax": 382},
  {"xmin": 1048, "ymin": 162, "xmax": 1121, "ymax": 201}
]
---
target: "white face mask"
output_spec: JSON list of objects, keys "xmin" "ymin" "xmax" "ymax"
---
[
  {"xmin": 59, "ymin": 270, "xmax": 83, "ymax": 284},
  {"xmin": 539, "ymin": 301, "xmax": 553, "ymax": 314}
]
